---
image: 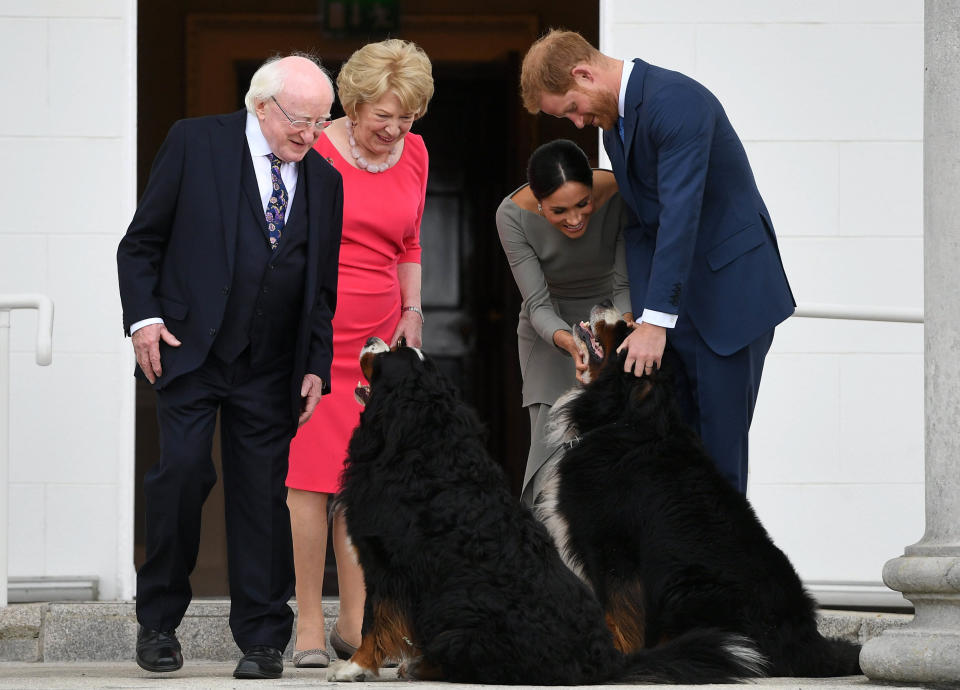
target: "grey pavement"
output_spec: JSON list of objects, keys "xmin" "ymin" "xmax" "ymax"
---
[
  {"xmin": 0, "ymin": 662, "xmax": 931, "ymax": 690},
  {"xmin": 0, "ymin": 602, "xmax": 936, "ymax": 689}
]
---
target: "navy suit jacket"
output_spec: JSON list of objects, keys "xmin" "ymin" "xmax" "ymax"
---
[
  {"xmin": 604, "ymin": 59, "xmax": 794, "ymax": 356},
  {"xmin": 117, "ymin": 109, "xmax": 343, "ymax": 423}
]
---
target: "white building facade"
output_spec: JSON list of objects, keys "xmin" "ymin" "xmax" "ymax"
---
[{"xmin": 1, "ymin": 0, "xmax": 924, "ymax": 604}]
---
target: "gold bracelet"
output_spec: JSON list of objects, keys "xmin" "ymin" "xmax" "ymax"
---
[{"xmin": 402, "ymin": 305, "xmax": 424, "ymax": 323}]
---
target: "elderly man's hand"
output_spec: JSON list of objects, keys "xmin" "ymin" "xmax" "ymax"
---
[
  {"xmin": 131, "ymin": 323, "xmax": 181, "ymax": 384},
  {"xmin": 298, "ymin": 374, "xmax": 324, "ymax": 426},
  {"xmin": 616, "ymin": 321, "xmax": 666, "ymax": 377}
]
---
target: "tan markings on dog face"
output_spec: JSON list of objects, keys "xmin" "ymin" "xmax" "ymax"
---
[
  {"xmin": 583, "ymin": 318, "xmax": 621, "ymax": 381},
  {"xmin": 604, "ymin": 580, "xmax": 647, "ymax": 654},
  {"xmin": 359, "ymin": 336, "xmax": 390, "ymax": 381},
  {"xmin": 349, "ymin": 599, "xmax": 417, "ymax": 674}
]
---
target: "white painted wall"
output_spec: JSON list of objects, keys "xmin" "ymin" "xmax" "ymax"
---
[
  {"xmin": 600, "ymin": 0, "xmax": 924, "ymax": 602},
  {"xmin": 0, "ymin": 0, "xmax": 137, "ymax": 600},
  {"xmin": 0, "ymin": 0, "xmax": 924, "ymax": 605}
]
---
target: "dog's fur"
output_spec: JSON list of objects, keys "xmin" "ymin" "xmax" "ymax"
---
[
  {"xmin": 327, "ymin": 336, "xmax": 766, "ymax": 684},
  {"xmin": 537, "ymin": 303, "xmax": 862, "ymax": 678}
]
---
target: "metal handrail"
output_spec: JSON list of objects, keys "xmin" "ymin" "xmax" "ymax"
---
[
  {"xmin": 1, "ymin": 294, "xmax": 54, "ymax": 608},
  {"xmin": 0, "ymin": 294, "xmax": 54, "ymax": 364},
  {"xmin": 794, "ymin": 303, "xmax": 923, "ymax": 324}
]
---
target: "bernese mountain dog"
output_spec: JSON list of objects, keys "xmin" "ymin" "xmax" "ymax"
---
[
  {"xmin": 537, "ymin": 302, "xmax": 862, "ymax": 678},
  {"xmin": 327, "ymin": 336, "xmax": 766, "ymax": 684}
]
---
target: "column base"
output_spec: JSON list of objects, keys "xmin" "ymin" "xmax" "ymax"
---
[
  {"xmin": 860, "ymin": 555, "xmax": 960, "ymax": 683},
  {"xmin": 861, "ymin": 623, "xmax": 960, "ymax": 683}
]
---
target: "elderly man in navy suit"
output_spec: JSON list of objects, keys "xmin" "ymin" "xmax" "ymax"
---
[
  {"xmin": 117, "ymin": 54, "xmax": 343, "ymax": 679},
  {"xmin": 520, "ymin": 30, "xmax": 794, "ymax": 495}
]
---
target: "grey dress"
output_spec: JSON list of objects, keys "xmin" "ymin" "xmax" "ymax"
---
[{"xmin": 496, "ymin": 184, "xmax": 631, "ymax": 505}]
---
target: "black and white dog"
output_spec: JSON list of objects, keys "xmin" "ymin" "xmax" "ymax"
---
[
  {"xmin": 537, "ymin": 303, "xmax": 862, "ymax": 677},
  {"xmin": 327, "ymin": 336, "xmax": 765, "ymax": 684}
]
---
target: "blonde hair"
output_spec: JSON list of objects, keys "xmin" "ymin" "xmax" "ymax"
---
[
  {"xmin": 520, "ymin": 29, "xmax": 601, "ymax": 114},
  {"xmin": 244, "ymin": 52, "xmax": 333, "ymax": 113},
  {"xmin": 336, "ymin": 39, "xmax": 434, "ymax": 120}
]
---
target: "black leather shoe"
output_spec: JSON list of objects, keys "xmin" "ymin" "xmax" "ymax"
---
[
  {"xmin": 234, "ymin": 645, "xmax": 284, "ymax": 679},
  {"xmin": 135, "ymin": 625, "xmax": 183, "ymax": 673}
]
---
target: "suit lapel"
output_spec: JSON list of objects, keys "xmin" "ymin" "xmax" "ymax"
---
[
  {"xmin": 240, "ymin": 146, "xmax": 269, "ymax": 240},
  {"xmin": 210, "ymin": 110, "xmax": 247, "ymax": 274},
  {"xmin": 603, "ymin": 127, "xmax": 628, "ymax": 198},
  {"xmin": 621, "ymin": 58, "xmax": 648, "ymax": 167},
  {"xmin": 608, "ymin": 59, "xmax": 649, "ymax": 214},
  {"xmin": 300, "ymin": 152, "xmax": 320, "ymax": 311}
]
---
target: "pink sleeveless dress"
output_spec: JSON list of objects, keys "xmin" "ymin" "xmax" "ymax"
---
[{"xmin": 286, "ymin": 131, "xmax": 428, "ymax": 493}]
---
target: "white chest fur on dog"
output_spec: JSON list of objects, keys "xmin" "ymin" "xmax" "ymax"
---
[{"xmin": 535, "ymin": 386, "xmax": 591, "ymax": 589}]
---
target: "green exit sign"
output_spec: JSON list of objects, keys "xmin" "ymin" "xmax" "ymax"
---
[{"xmin": 321, "ymin": 0, "xmax": 399, "ymax": 37}]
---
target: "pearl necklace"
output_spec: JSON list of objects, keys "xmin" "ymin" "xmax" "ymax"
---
[{"xmin": 345, "ymin": 119, "xmax": 399, "ymax": 173}]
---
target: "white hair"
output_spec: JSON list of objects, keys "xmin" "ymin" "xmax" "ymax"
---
[{"xmin": 243, "ymin": 53, "xmax": 333, "ymax": 113}]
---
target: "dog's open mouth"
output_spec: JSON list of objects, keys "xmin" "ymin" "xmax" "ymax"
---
[
  {"xmin": 354, "ymin": 337, "xmax": 391, "ymax": 407},
  {"xmin": 574, "ymin": 320, "xmax": 605, "ymax": 364},
  {"xmin": 354, "ymin": 380, "xmax": 371, "ymax": 407},
  {"xmin": 573, "ymin": 301, "xmax": 622, "ymax": 368}
]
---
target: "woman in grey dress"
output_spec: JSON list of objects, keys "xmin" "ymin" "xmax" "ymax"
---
[{"xmin": 496, "ymin": 139, "xmax": 632, "ymax": 507}]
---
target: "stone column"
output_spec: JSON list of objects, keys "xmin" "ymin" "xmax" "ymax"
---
[{"xmin": 859, "ymin": 1, "xmax": 960, "ymax": 683}]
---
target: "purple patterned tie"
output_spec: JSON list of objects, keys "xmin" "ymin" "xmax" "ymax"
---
[{"xmin": 265, "ymin": 153, "xmax": 288, "ymax": 250}]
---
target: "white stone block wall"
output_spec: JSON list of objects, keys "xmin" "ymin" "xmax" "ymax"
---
[
  {"xmin": 600, "ymin": 0, "xmax": 924, "ymax": 601},
  {"xmin": 0, "ymin": 0, "xmax": 137, "ymax": 600}
]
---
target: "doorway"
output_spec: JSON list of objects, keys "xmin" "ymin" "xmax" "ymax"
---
[{"xmin": 134, "ymin": 5, "xmax": 599, "ymax": 596}]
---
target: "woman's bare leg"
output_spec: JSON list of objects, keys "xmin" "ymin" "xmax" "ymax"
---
[
  {"xmin": 287, "ymin": 488, "xmax": 329, "ymax": 650},
  {"xmin": 332, "ymin": 506, "xmax": 366, "ymax": 647}
]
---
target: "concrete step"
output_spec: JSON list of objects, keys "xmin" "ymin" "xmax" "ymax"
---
[{"xmin": 0, "ymin": 599, "xmax": 912, "ymax": 663}]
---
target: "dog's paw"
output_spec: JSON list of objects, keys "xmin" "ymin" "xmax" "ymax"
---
[
  {"xmin": 327, "ymin": 659, "xmax": 371, "ymax": 682},
  {"xmin": 397, "ymin": 659, "xmax": 415, "ymax": 680}
]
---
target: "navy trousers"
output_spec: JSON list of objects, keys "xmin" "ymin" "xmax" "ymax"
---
[
  {"xmin": 136, "ymin": 350, "xmax": 297, "ymax": 652},
  {"xmin": 666, "ymin": 316, "xmax": 774, "ymax": 494}
]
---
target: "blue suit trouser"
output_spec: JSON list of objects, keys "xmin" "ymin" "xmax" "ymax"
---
[{"xmin": 666, "ymin": 316, "xmax": 775, "ymax": 494}]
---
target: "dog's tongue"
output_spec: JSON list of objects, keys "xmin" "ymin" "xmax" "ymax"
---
[{"xmin": 354, "ymin": 381, "xmax": 371, "ymax": 407}]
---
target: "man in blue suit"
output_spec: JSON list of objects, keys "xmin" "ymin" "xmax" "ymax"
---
[
  {"xmin": 117, "ymin": 54, "xmax": 343, "ymax": 679},
  {"xmin": 520, "ymin": 30, "xmax": 794, "ymax": 494}
]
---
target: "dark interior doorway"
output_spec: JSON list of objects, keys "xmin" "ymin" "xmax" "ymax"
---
[{"xmin": 134, "ymin": 3, "xmax": 599, "ymax": 597}]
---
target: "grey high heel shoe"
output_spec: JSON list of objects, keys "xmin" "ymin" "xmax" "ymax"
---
[
  {"xmin": 329, "ymin": 622, "xmax": 357, "ymax": 660},
  {"xmin": 292, "ymin": 647, "xmax": 331, "ymax": 668},
  {"xmin": 330, "ymin": 620, "xmax": 399, "ymax": 667}
]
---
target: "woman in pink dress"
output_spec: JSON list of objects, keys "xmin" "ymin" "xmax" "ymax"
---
[{"xmin": 285, "ymin": 39, "xmax": 433, "ymax": 668}]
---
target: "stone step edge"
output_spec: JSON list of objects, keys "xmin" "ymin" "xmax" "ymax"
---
[{"xmin": 0, "ymin": 600, "xmax": 912, "ymax": 663}]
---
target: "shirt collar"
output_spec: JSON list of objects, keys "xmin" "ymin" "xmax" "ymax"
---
[
  {"xmin": 245, "ymin": 111, "xmax": 274, "ymax": 158},
  {"xmin": 618, "ymin": 60, "xmax": 634, "ymax": 119}
]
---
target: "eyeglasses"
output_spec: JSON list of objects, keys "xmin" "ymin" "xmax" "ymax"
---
[{"xmin": 271, "ymin": 96, "xmax": 332, "ymax": 131}]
